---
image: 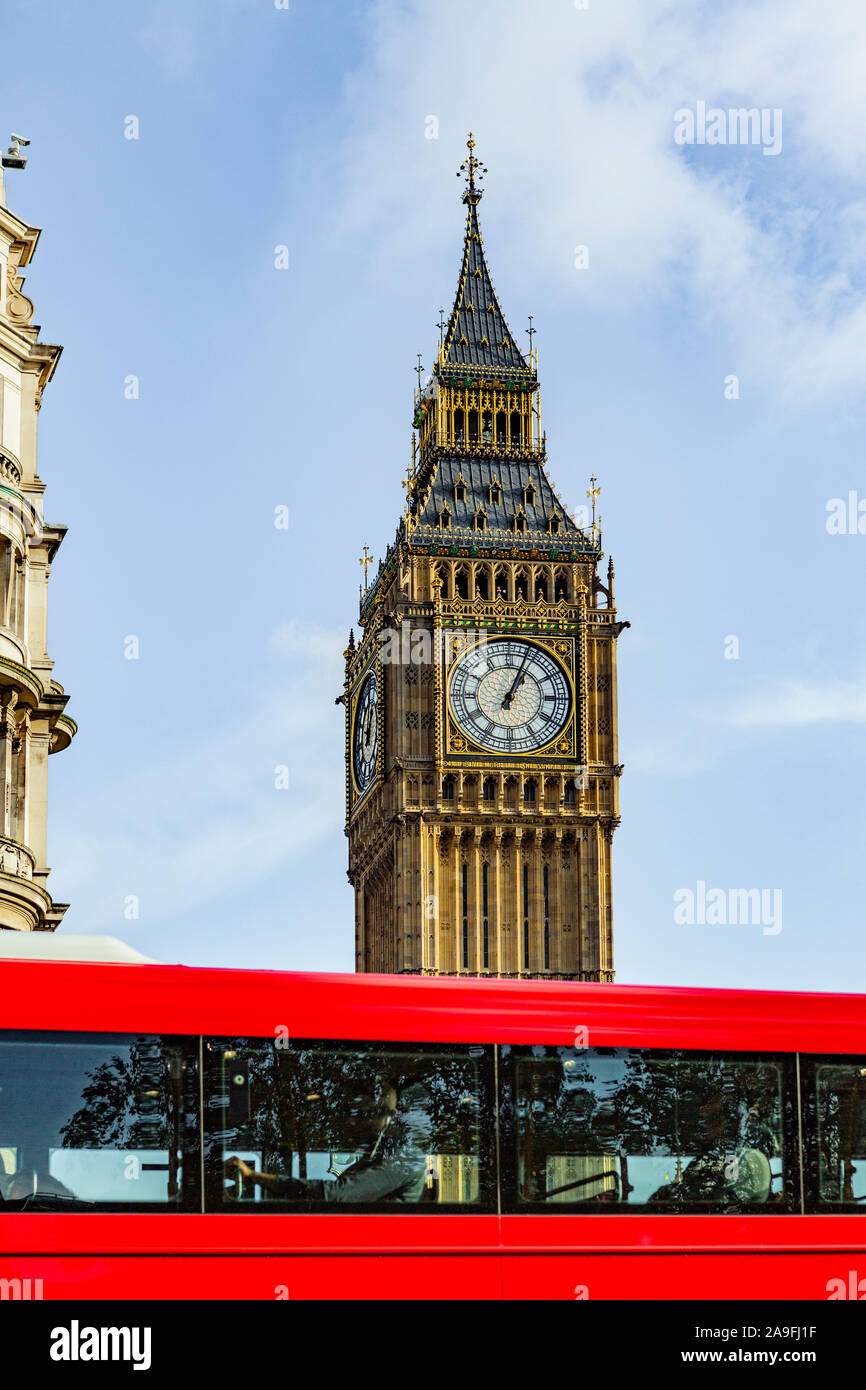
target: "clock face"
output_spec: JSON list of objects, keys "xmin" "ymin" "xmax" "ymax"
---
[
  {"xmin": 352, "ymin": 670, "xmax": 379, "ymax": 793},
  {"xmin": 448, "ymin": 638, "xmax": 571, "ymax": 754}
]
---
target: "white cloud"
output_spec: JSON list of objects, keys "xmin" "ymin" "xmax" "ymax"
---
[
  {"xmin": 629, "ymin": 667, "xmax": 866, "ymax": 775},
  {"xmin": 729, "ymin": 675, "xmax": 866, "ymax": 727},
  {"xmin": 335, "ymin": 0, "xmax": 866, "ymax": 402}
]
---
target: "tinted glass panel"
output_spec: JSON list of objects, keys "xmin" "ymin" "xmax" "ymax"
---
[
  {"xmin": 506, "ymin": 1046, "xmax": 793, "ymax": 1211},
  {"xmin": 0, "ymin": 1032, "xmax": 198, "ymax": 1210},
  {"xmin": 203, "ymin": 1039, "xmax": 494, "ymax": 1211},
  {"xmin": 806, "ymin": 1059, "xmax": 866, "ymax": 1208}
]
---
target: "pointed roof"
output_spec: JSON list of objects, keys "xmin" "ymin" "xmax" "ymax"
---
[
  {"xmin": 414, "ymin": 456, "xmax": 590, "ymax": 549},
  {"xmin": 440, "ymin": 136, "xmax": 532, "ymax": 378}
]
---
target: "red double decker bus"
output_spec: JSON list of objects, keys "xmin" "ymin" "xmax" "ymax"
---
[{"xmin": 1, "ymin": 936, "xmax": 864, "ymax": 1301}]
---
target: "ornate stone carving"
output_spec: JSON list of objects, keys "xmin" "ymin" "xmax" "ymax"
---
[
  {"xmin": 0, "ymin": 447, "xmax": 22, "ymax": 486},
  {"xmin": 0, "ymin": 837, "xmax": 33, "ymax": 879},
  {"xmin": 5, "ymin": 260, "xmax": 35, "ymax": 326}
]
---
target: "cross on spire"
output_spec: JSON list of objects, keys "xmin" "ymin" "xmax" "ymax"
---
[{"xmin": 457, "ymin": 132, "xmax": 487, "ymax": 201}]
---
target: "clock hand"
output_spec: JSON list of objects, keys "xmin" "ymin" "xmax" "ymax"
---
[{"xmin": 501, "ymin": 648, "xmax": 531, "ymax": 710}]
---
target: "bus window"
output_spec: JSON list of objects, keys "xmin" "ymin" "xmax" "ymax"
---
[
  {"xmin": 203, "ymin": 1040, "xmax": 495, "ymax": 1210},
  {"xmin": 0, "ymin": 1032, "xmax": 198, "ymax": 1210},
  {"xmin": 505, "ymin": 1047, "xmax": 792, "ymax": 1211},
  {"xmin": 807, "ymin": 1060, "xmax": 866, "ymax": 1207}
]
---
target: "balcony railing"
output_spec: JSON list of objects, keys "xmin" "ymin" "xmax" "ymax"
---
[{"xmin": 0, "ymin": 445, "xmax": 23, "ymax": 487}]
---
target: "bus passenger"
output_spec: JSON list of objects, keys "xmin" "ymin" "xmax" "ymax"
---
[
  {"xmin": 1, "ymin": 1170, "xmax": 76, "ymax": 1205},
  {"xmin": 225, "ymin": 1081, "xmax": 428, "ymax": 1203},
  {"xmin": 648, "ymin": 1090, "xmax": 774, "ymax": 1207}
]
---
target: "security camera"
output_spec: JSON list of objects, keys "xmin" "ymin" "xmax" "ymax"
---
[{"xmin": 2, "ymin": 134, "xmax": 30, "ymax": 171}]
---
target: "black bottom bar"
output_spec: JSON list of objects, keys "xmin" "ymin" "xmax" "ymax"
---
[{"xmin": 5, "ymin": 1299, "xmax": 860, "ymax": 1377}]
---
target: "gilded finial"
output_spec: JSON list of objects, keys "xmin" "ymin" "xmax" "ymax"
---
[
  {"xmin": 587, "ymin": 474, "xmax": 601, "ymax": 533},
  {"xmin": 457, "ymin": 132, "xmax": 487, "ymax": 203},
  {"xmin": 360, "ymin": 543, "xmax": 373, "ymax": 587}
]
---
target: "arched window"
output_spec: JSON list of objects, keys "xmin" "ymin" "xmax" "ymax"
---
[
  {"xmin": 515, "ymin": 569, "xmax": 528, "ymax": 601},
  {"xmin": 489, "ymin": 477, "xmax": 501, "ymax": 505},
  {"xmin": 454, "ymin": 475, "xmax": 466, "ymax": 503},
  {"xmin": 495, "ymin": 412, "xmax": 506, "ymax": 447},
  {"xmin": 467, "ymin": 410, "xmax": 479, "ymax": 444},
  {"xmin": 438, "ymin": 507, "xmax": 451, "ymax": 530},
  {"xmin": 455, "ymin": 567, "xmax": 469, "ymax": 599},
  {"xmin": 514, "ymin": 514, "xmax": 526, "ymax": 534},
  {"xmin": 523, "ymin": 778, "xmax": 536, "ymax": 804},
  {"xmin": 483, "ymin": 777, "xmax": 496, "ymax": 802},
  {"xmin": 564, "ymin": 781, "xmax": 577, "ymax": 805},
  {"xmin": 454, "ymin": 408, "xmax": 465, "ymax": 445},
  {"xmin": 554, "ymin": 568, "xmax": 569, "ymax": 602},
  {"xmin": 475, "ymin": 568, "xmax": 490, "ymax": 600},
  {"xmin": 535, "ymin": 575, "xmax": 548, "ymax": 602},
  {"xmin": 481, "ymin": 411, "xmax": 492, "ymax": 443},
  {"xmin": 474, "ymin": 507, "xmax": 487, "ymax": 532},
  {"xmin": 524, "ymin": 481, "xmax": 536, "ymax": 508},
  {"xmin": 548, "ymin": 514, "xmax": 560, "ymax": 535},
  {"xmin": 442, "ymin": 776, "xmax": 455, "ymax": 800},
  {"xmin": 510, "ymin": 410, "xmax": 522, "ymax": 447}
]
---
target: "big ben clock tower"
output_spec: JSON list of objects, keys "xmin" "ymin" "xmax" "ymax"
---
[{"xmin": 344, "ymin": 137, "xmax": 626, "ymax": 980}]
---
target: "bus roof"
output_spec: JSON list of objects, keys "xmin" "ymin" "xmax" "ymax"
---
[
  {"xmin": 0, "ymin": 951, "xmax": 864, "ymax": 1052},
  {"xmin": 0, "ymin": 933, "xmax": 157, "ymax": 964}
]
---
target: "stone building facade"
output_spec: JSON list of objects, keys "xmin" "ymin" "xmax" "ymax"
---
[{"xmin": 0, "ymin": 160, "xmax": 75, "ymax": 930}]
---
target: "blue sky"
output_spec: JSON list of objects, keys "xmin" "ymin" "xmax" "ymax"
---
[{"xmin": 4, "ymin": 0, "xmax": 866, "ymax": 991}]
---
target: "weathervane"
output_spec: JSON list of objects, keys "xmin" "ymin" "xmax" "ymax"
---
[
  {"xmin": 457, "ymin": 132, "xmax": 487, "ymax": 197},
  {"xmin": 360, "ymin": 543, "xmax": 373, "ymax": 588},
  {"xmin": 526, "ymin": 313, "xmax": 536, "ymax": 354},
  {"xmin": 415, "ymin": 353, "xmax": 424, "ymax": 392},
  {"xmin": 587, "ymin": 475, "xmax": 601, "ymax": 535}
]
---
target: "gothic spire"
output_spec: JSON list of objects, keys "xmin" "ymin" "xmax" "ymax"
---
[{"xmin": 440, "ymin": 135, "xmax": 531, "ymax": 378}]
